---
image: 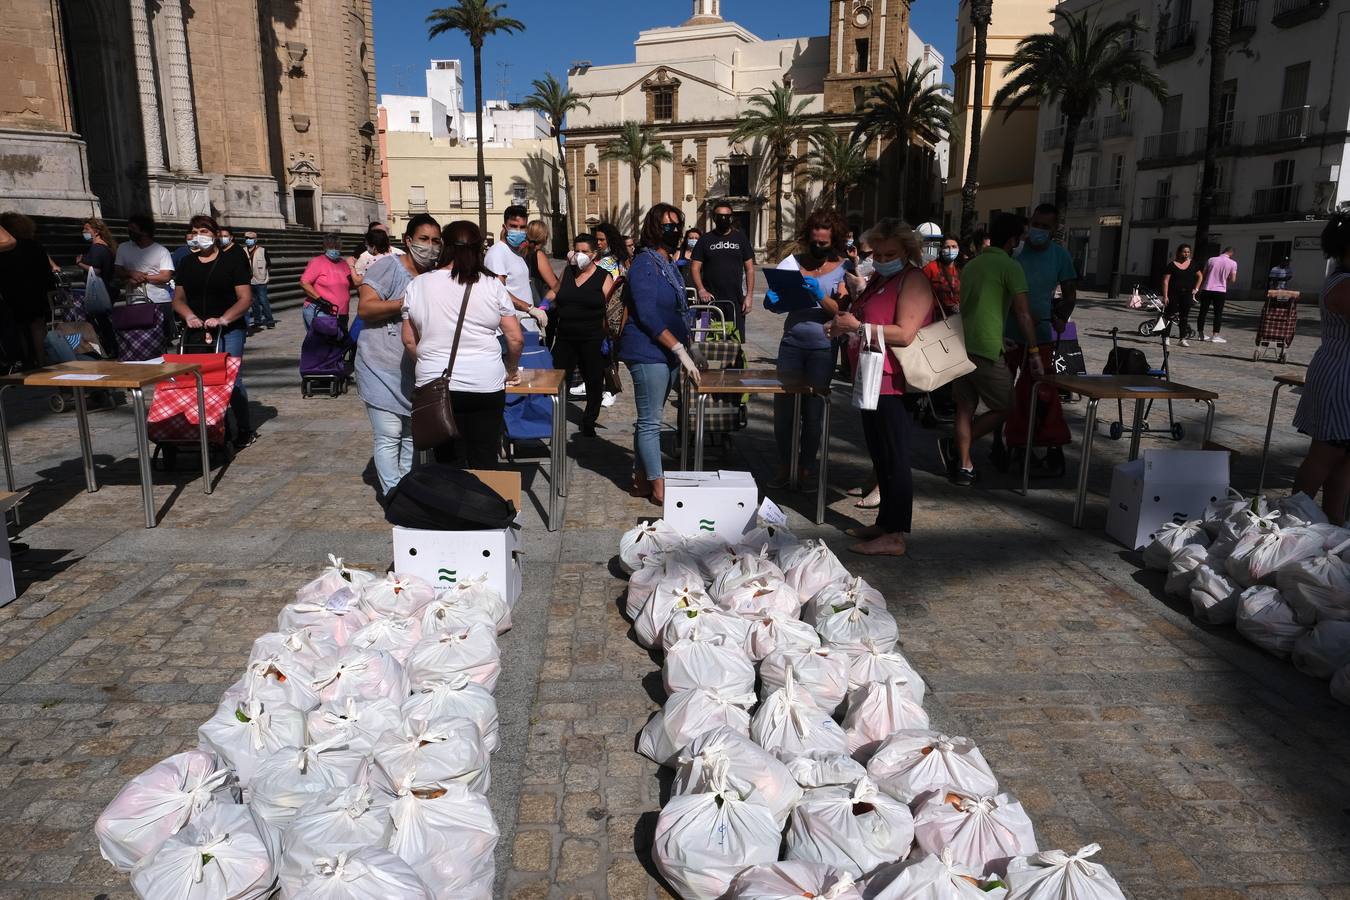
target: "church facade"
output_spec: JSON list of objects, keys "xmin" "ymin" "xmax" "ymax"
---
[
  {"xmin": 563, "ymin": 0, "xmax": 948, "ymax": 248},
  {"xmin": 0, "ymin": 0, "xmax": 380, "ymax": 232}
]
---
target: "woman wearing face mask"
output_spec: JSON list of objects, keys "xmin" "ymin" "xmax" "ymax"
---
[
  {"xmin": 300, "ymin": 234, "xmax": 355, "ymax": 330},
  {"xmin": 172, "ymin": 214, "xmax": 257, "ymax": 446},
  {"xmin": 675, "ymin": 227, "xmax": 702, "ymax": 288},
  {"xmin": 355, "ymin": 214, "xmax": 442, "ymax": 495},
  {"xmin": 593, "ymin": 223, "xmax": 630, "ymax": 279},
  {"xmin": 544, "ymin": 234, "xmax": 614, "ymax": 437},
  {"xmin": 825, "ymin": 219, "xmax": 936, "ymax": 556},
  {"xmin": 619, "ymin": 204, "xmax": 701, "ymax": 504},
  {"xmin": 923, "ymin": 236, "xmax": 962, "ymax": 315},
  {"xmin": 766, "ymin": 207, "xmax": 852, "ymax": 489},
  {"xmin": 350, "ymin": 222, "xmax": 402, "ymax": 287},
  {"xmin": 76, "ymin": 217, "xmax": 117, "ymax": 283},
  {"xmin": 524, "ymin": 219, "xmax": 559, "ymax": 304}
]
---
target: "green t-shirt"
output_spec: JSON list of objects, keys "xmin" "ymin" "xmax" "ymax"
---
[{"xmin": 958, "ymin": 247, "xmax": 1028, "ymax": 361}]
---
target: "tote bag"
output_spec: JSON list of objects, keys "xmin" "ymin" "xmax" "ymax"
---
[
  {"xmin": 851, "ymin": 324, "xmax": 885, "ymax": 411},
  {"xmin": 891, "ymin": 302, "xmax": 976, "ymax": 393}
]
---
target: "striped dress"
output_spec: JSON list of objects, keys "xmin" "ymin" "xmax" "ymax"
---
[{"xmin": 1293, "ymin": 269, "xmax": 1350, "ymax": 443}]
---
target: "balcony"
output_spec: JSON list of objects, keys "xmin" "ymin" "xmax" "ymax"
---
[
  {"xmin": 1193, "ymin": 120, "xmax": 1245, "ymax": 152},
  {"xmin": 1192, "ymin": 190, "xmax": 1233, "ymax": 218},
  {"xmin": 1273, "ymin": 0, "xmax": 1329, "ymax": 28},
  {"xmin": 1251, "ymin": 183, "xmax": 1303, "ymax": 217},
  {"xmin": 1255, "ymin": 106, "xmax": 1311, "ymax": 144},
  {"xmin": 1041, "ymin": 120, "xmax": 1099, "ymax": 151},
  {"xmin": 407, "ymin": 199, "xmax": 428, "ymax": 213},
  {"xmin": 1101, "ymin": 113, "xmax": 1132, "ymax": 139},
  {"xmin": 1155, "ymin": 20, "xmax": 1197, "ymax": 63},
  {"xmin": 1139, "ymin": 195, "xmax": 1177, "ymax": 220},
  {"xmin": 1231, "ymin": 0, "xmax": 1259, "ymax": 38},
  {"xmin": 1066, "ymin": 185, "xmax": 1124, "ymax": 208},
  {"xmin": 1141, "ymin": 130, "xmax": 1190, "ymax": 161}
]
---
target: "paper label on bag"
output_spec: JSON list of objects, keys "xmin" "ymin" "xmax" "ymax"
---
[
  {"xmin": 758, "ymin": 497, "xmax": 788, "ymax": 528},
  {"xmin": 325, "ymin": 586, "xmax": 356, "ymax": 612}
]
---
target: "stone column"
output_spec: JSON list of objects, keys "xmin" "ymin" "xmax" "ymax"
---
[
  {"xmin": 127, "ymin": 0, "xmax": 166, "ymax": 173},
  {"xmin": 156, "ymin": 0, "xmax": 201, "ymax": 173}
]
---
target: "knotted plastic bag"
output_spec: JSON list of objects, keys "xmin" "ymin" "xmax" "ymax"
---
[
  {"xmin": 386, "ymin": 783, "xmax": 498, "ymax": 900},
  {"xmin": 405, "ymin": 624, "xmax": 501, "ymax": 691},
  {"xmin": 129, "ymin": 802, "xmax": 279, "ymax": 900},
  {"xmin": 725, "ymin": 861, "xmax": 862, "ymax": 900},
  {"xmin": 1004, "ymin": 843, "xmax": 1127, "ymax": 900},
  {"xmin": 672, "ymin": 726, "xmax": 802, "ymax": 828},
  {"xmin": 913, "ymin": 790, "xmax": 1039, "ymax": 878},
  {"xmin": 866, "ymin": 729, "xmax": 999, "ymax": 804},
  {"xmin": 290, "ymin": 847, "xmax": 431, "ymax": 900},
  {"xmin": 652, "ymin": 772, "xmax": 781, "ymax": 900},
  {"xmin": 198, "ymin": 697, "xmax": 306, "ymax": 789},
  {"xmin": 277, "ymin": 785, "xmax": 395, "ymax": 897},
  {"xmin": 638, "ymin": 687, "xmax": 756, "ymax": 767},
  {"xmin": 785, "ymin": 776, "xmax": 916, "ymax": 879}
]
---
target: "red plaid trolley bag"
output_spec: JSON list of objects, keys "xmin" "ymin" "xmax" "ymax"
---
[
  {"xmin": 1254, "ymin": 289, "xmax": 1299, "ymax": 363},
  {"xmin": 146, "ymin": 352, "xmax": 240, "ymax": 467}
]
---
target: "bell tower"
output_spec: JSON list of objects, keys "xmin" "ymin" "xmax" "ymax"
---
[
  {"xmin": 824, "ymin": 0, "xmax": 911, "ymax": 114},
  {"xmin": 684, "ymin": 0, "xmax": 722, "ymax": 25}
]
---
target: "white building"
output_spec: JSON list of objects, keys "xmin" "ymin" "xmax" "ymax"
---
[
  {"xmin": 1032, "ymin": 0, "xmax": 1345, "ymax": 296},
  {"xmin": 381, "ymin": 62, "xmax": 550, "ymax": 145}
]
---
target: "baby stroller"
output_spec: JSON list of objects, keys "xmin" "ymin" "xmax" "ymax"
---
[
  {"xmin": 147, "ymin": 328, "xmax": 241, "ymax": 469},
  {"xmin": 300, "ymin": 299, "xmax": 355, "ymax": 397},
  {"xmin": 1128, "ymin": 287, "xmax": 1169, "ymax": 336},
  {"xmin": 503, "ymin": 330, "xmax": 555, "ymax": 460}
]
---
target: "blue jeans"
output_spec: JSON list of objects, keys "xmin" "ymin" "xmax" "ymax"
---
[
  {"xmin": 627, "ymin": 361, "xmax": 676, "ymax": 480},
  {"xmin": 773, "ymin": 341, "xmax": 834, "ymax": 467},
  {"xmin": 249, "ymin": 284, "xmax": 274, "ymax": 326},
  {"xmin": 366, "ymin": 405, "xmax": 413, "ymax": 494},
  {"xmin": 218, "ymin": 328, "xmax": 251, "ymax": 436},
  {"xmin": 303, "ymin": 302, "xmax": 318, "ymax": 330}
]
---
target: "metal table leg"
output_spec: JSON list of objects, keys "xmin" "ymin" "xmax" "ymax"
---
[
  {"xmin": 789, "ymin": 394, "xmax": 802, "ymax": 491},
  {"xmin": 1202, "ymin": 399, "xmax": 1216, "ymax": 447},
  {"xmin": 816, "ymin": 392, "xmax": 830, "ymax": 525},
  {"xmin": 0, "ymin": 385, "xmax": 13, "ymax": 492},
  {"xmin": 1072, "ymin": 398, "xmax": 1100, "ymax": 528},
  {"xmin": 194, "ymin": 371, "xmax": 211, "ymax": 494},
  {"xmin": 546, "ymin": 393, "xmax": 559, "ymax": 531},
  {"xmin": 130, "ymin": 387, "xmax": 155, "ymax": 528},
  {"xmin": 694, "ymin": 392, "xmax": 708, "ymax": 471},
  {"xmin": 1021, "ymin": 383, "xmax": 1039, "ymax": 495},
  {"xmin": 1127, "ymin": 399, "xmax": 1145, "ymax": 461},
  {"xmin": 74, "ymin": 388, "xmax": 97, "ymax": 493},
  {"xmin": 678, "ymin": 376, "xmax": 688, "ymax": 472},
  {"xmin": 556, "ymin": 381, "xmax": 568, "ymax": 499},
  {"xmin": 1257, "ymin": 384, "xmax": 1284, "ymax": 495}
]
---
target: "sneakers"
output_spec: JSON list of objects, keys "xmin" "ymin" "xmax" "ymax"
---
[
  {"xmin": 1198, "ymin": 332, "xmax": 1209, "ymax": 341},
  {"xmin": 1179, "ymin": 338, "xmax": 1191, "ymax": 347},
  {"xmin": 1211, "ymin": 334, "xmax": 1227, "ymax": 344},
  {"xmin": 951, "ymin": 467, "xmax": 977, "ymax": 487},
  {"xmin": 568, "ymin": 384, "xmax": 587, "ymax": 397},
  {"xmin": 601, "ymin": 391, "xmax": 616, "ymax": 408}
]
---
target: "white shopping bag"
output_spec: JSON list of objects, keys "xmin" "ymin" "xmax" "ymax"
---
[
  {"xmin": 725, "ymin": 861, "xmax": 862, "ymax": 900},
  {"xmin": 864, "ymin": 848, "xmax": 992, "ymax": 899},
  {"xmin": 1142, "ymin": 521, "xmax": 1210, "ymax": 572},
  {"xmin": 401, "ymin": 675, "xmax": 501, "ymax": 753},
  {"xmin": 198, "ymin": 697, "xmax": 307, "ymax": 789},
  {"xmin": 619, "ymin": 518, "xmax": 684, "ymax": 574},
  {"xmin": 1276, "ymin": 538, "xmax": 1350, "ymax": 625},
  {"xmin": 625, "ymin": 555, "xmax": 699, "ymax": 621},
  {"xmin": 785, "ymin": 777, "xmax": 915, "ymax": 879},
  {"xmin": 1235, "ymin": 586, "xmax": 1308, "ymax": 658},
  {"xmin": 297, "ymin": 555, "xmax": 380, "ymax": 606},
  {"xmin": 638, "ymin": 687, "xmax": 755, "ymax": 767},
  {"xmin": 1004, "ymin": 844, "xmax": 1127, "ymax": 900},
  {"xmin": 760, "ymin": 645, "xmax": 850, "ymax": 712},
  {"xmin": 842, "ymin": 679, "xmax": 931, "ymax": 760},
  {"xmin": 652, "ymin": 775, "xmax": 781, "ymax": 900},
  {"xmin": 664, "ymin": 629, "xmax": 757, "ymax": 695},
  {"xmin": 372, "ymin": 717, "xmax": 490, "ymax": 795},
  {"xmin": 225, "ymin": 652, "xmax": 322, "ymax": 713},
  {"xmin": 1164, "ymin": 544, "xmax": 1208, "ymax": 598},
  {"xmin": 635, "ymin": 575, "xmax": 712, "ymax": 649},
  {"xmin": 386, "ymin": 783, "xmax": 498, "ymax": 900},
  {"xmin": 95, "ymin": 749, "xmax": 238, "ymax": 872},
  {"xmin": 679, "ymin": 531, "xmax": 734, "ymax": 573},
  {"xmin": 715, "ymin": 575, "xmax": 803, "ymax": 621},
  {"xmin": 347, "ymin": 616, "xmax": 423, "ymax": 663},
  {"xmin": 852, "ymin": 324, "xmax": 885, "ymax": 411},
  {"xmin": 359, "ymin": 573, "xmax": 436, "ymax": 620},
  {"xmin": 1228, "ymin": 526, "xmax": 1325, "ymax": 587},
  {"xmin": 710, "ymin": 546, "xmax": 786, "ymax": 596},
  {"xmin": 751, "ymin": 669, "xmax": 849, "ymax": 760},
  {"xmin": 913, "ymin": 791, "xmax": 1039, "ymax": 878},
  {"xmin": 784, "ymin": 751, "xmax": 867, "ymax": 789},
  {"xmin": 129, "ymin": 802, "xmax": 279, "ymax": 900},
  {"xmin": 405, "ymin": 624, "xmax": 501, "ymax": 691},
  {"xmin": 1291, "ymin": 621, "xmax": 1350, "ymax": 680},
  {"xmin": 305, "ymin": 696, "xmax": 404, "ymax": 755},
  {"xmin": 843, "ymin": 642, "xmax": 925, "ymax": 698},
  {"xmin": 661, "ymin": 601, "xmax": 753, "ymax": 651},
  {"xmin": 277, "ymin": 785, "xmax": 395, "ymax": 897},
  {"xmin": 866, "ymin": 729, "xmax": 999, "ymax": 804},
  {"xmin": 804, "ymin": 577, "xmax": 885, "ymax": 625},
  {"xmin": 1274, "ymin": 492, "xmax": 1329, "ymax": 526},
  {"xmin": 290, "ymin": 847, "xmax": 432, "ymax": 900},
  {"xmin": 817, "ymin": 602, "xmax": 900, "ymax": 656},
  {"xmin": 736, "ymin": 523, "xmax": 801, "ymax": 564},
  {"xmin": 430, "ymin": 576, "xmax": 513, "ymax": 633},
  {"xmin": 1189, "ymin": 564, "xmax": 1240, "ymax": 625},
  {"xmin": 417, "ymin": 589, "xmax": 503, "ymax": 637},
  {"xmin": 278, "ymin": 596, "xmax": 372, "ymax": 649},
  {"xmin": 672, "ymin": 726, "xmax": 802, "ymax": 828},
  {"xmin": 781, "ymin": 540, "xmax": 852, "ymax": 601},
  {"xmin": 311, "ymin": 648, "xmax": 408, "ymax": 705},
  {"xmin": 249, "ymin": 738, "xmax": 370, "ymax": 832},
  {"xmin": 249, "ymin": 628, "xmax": 340, "ymax": 671},
  {"xmin": 744, "ymin": 611, "xmax": 822, "ymax": 662}
]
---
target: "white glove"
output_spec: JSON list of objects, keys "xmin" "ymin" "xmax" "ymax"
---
[
  {"xmin": 672, "ymin": 345, "xmax": 701, "ymax": 386},
  {"xmin": 529, "ymin": 306, "xmax": 549, "ymax": 329}
]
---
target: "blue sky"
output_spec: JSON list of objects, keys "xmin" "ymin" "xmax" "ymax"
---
[{"xmin": 372, "ymin": 0, "xmax": 958, "ymax": 102}]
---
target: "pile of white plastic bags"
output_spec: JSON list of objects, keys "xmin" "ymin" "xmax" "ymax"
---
[
  {"xmin": 620, "ymin": 519, "xmax": 1130, "ymax": 900},
  {"xmin": 95, "ymin": 556, "xmax": 507, "ymax": 899},
  {"xmin": 1141, "ymin": 492, "xmax": 1350, "ymax": 704}
]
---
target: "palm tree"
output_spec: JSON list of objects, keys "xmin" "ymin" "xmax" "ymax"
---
[
  {"xmin": 728, "ymin": 82, "xmax": 813, "ymax": 245},
  {"xmin": 521, "ymin": 72, "xmax": 590, "ymax": 239},
  {"xmin": 1194, "ymin": 0, "xmax": 1236, "ymax": 260},
  {"xmin": 855, "ymin": 60, "xmax": 953, "ymax": 221},
  {"xmin": 960, "ymin": 0, "xmax": 993, "ymax": 243},
  {"xmin": 599, "ymin": 122, "xmax": 672, "ymax": 233},
  {"xmin": 995, "ymin": 9, "xmax": 1165, "ymax": 218},
  {"xmin": 804, "ymin": 129, "xmax": 876, "ymax": 211},
  {"xmin": 427, "ymin": 0, "xmax": 525, "ymax": 234}
]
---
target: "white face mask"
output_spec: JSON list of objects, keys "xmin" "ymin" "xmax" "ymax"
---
[
  {"xmin": 572, "ymin": 251, "xmax": 592, "ymax": 270},
  {"xmin": 188, "ymin": 235, "xmax": 215, "ymax": 250}
]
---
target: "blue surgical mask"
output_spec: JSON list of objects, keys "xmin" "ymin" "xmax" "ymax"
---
[
  {"xmin": 81, "ymin": 231, "xmax": 93, "ymax": 242},
  {"xmin": 874, "ymin": 258, "xmax": 906, "ymax": 278},
  {"xmin": 1027, "ymin": 226, "xmax": 1051, "ymax": 248},
  {"xmin": 940, "ymin": 248, "xmax": 959, "ymax": 262},
  {"xmin": 505, "ymin": 229, "xmax": 527, "ymax": 248},
  {"xmin": 245, "ymin": 238, "xmax": 256, "ymax": 248},
  {"xmin": 325, "ymin": 248, "xmax": 342, "ymax": 261},
  {"xmin": 219, "ymin": 236, "xmax": 232, "ymax": 247}
]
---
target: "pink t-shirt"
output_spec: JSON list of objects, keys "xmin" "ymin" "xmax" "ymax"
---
[
  {"xmin": 301, "ymin": 256, "xmax": 354, "ymax": 314},
  {"xmin": 847, "ymin": 266, "xmax": 935, "ymax": 396},
  {"xmin": 1202, "ymin": 254, "xmax": 1237, "ymax": 292}
]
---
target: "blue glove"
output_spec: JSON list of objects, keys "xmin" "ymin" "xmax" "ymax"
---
[
  {"xmin": 802, "ymin": 275, "xmax": 824, "ymax": 300},
  {"xmin": 763, "ymin": 289, "xmax": 781, "ymax": 313}
]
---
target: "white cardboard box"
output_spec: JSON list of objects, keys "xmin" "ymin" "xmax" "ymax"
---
[
  {"xmin": 1105, "ymin": 450, "xmax": 1229, "ymax": 550},
  {"xmin": 663, "ymin": 470, "xmax": 758, "ymax": 542},
  {"xmin": 0, "ymin": 492, "xmax": 22, "ymax": 607},
  {"xmin": 391, "ymin": 471, "xmax": 523, "ymax": 607}
]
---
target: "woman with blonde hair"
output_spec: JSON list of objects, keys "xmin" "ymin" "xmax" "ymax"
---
[
  {"xmin": 826, "ymin": 219, "xmax": 936, "ymax": 556},
  {"xmin": 524, "ymin": 219, "xmax": 559, "ymax": 304},
  {"xmin": 77, "ymin": 217, "xmax": 117, "ymax": 282}
]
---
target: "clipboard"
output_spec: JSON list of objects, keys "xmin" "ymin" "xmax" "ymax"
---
[{"xmin": 763, "ymin": 269, "xmax": 823, "ymax": 314}]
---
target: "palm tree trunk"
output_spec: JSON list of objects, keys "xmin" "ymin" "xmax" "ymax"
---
[
  {"xmin": 896, "ymin": 141, "xmax": 909, "ymax": 220},
  {"xmin": 960, "ymin": 4, "xmax": 990, "ymax": 242},
  {"xmin": 556, "ymin": 133, "xmax": 571, "ymax": 240},
  {"xmin": 1054, "ymin": 114, "xmax": 1081, "ymax": 219},
  {"xmin": 773, "ymin": 156, "xmax": 784, "ymax": 245},
  {"xmin": 472, "ymin": 47, "xmax": 487, "ymax": 235},
  {"xmin": 1195, "ymin": 0, "xmax": 1235, "ymax": 261},
  {"xmin": 631, "ymin": 169, "xmax": 640, "ymax": 236}
]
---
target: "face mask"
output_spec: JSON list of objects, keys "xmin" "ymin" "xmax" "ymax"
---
[
  {"xmin": 686, "ymin": 238, "xmax": 698, "ymax": 249},
  {"xmin": 847, "ymin": 239, "xmax": 855, "ymax": 249},
  {"xmin": 940, "ymin": 248, "xmax": 959, "ymax": 262},
  {"xmin": 325, "ymin": 249, "xmax": 342, "ymax": 261},
  {"xmin": 572, "ymin": 251, "xmax": 592, "ymax": 270},
  {"xmin": 188, "ymin": 235, "xmax": 215, "ymax": 251},
  {"xmin": 245, "ymin": 238, "xmax": 256, "ymax": 248},
  {"xmin": 81, "ymin": 231, "xmax": 93, "ymax": 242},
  {"xmin": 713, "ymin": 214, "xmax": 732, "ymax": 231},
  {"xmin": 1027, "ymin": 226, "xmax": 1051, "ymax": 248},
  {"xmin": 660, "ymin": 222, "xmax": 683, "ymax": 251},
  {"xmin": 505, "ymin": 229, "xmax": 527, "ymax": 248},
  {"xmin": 219, "ymin": 237, "xmax": 232, "ymax": 247},
  {"xmin": 808, "ymin": 241, "xmax": 830, "ymax": 260},
  {"xmin": 856, "ymin": 258, "xmax": 875, "ymax": 278},
  {"xmin": 874, "ymin": 258, "xmax": 906, "ymax": 278},
  {"xmin": 408, "ymin": 241, "xmax": 440, "ymax": 269}
]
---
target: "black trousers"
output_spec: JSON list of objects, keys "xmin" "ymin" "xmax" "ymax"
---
[
  {"xmin": 551, "ymin": 336, "xmax": 606, "ymax": 428},
  {"xmin": 433, "ymin": 389, "xmax": 504, "ymax": 469},
  {"xmin": 1196, "ymin": 290, "xmax": 1226, "ymax": 333},
  {"xmin": 859, "ymin": 395, "xmax": 914, "ymax": 534},
  {"xmin": 1163, "ymin": 293, "xmax": 1193, "ymax": 339}
]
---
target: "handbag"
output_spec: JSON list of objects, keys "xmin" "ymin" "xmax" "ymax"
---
[
  {"xmin": 891, "ymin": 296, "xmax": 977, "ymax": 393},
  {"xmin": 410, "ymin": 281, "xmax": 473, "ymax": 451},
  {"xmin": 851, "ymin": 324, "xmax": 885, "ymax": 411}
]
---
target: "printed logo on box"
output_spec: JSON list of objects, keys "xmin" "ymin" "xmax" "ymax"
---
[
  {"xmin": 438, "ymin": 567, "xmax": 457, "ymax": 584},
  {"xmin": 698, "ymin": 519, "xmax": 716, "ymax": 532}
]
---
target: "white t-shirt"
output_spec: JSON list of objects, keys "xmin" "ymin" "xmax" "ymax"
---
[
  {"xmin": 484, "ymin": 242, "xmax": 531, "ymax": 313},
  {"xmin": 114, "ymin": 241, "xmax": 175, "ymax": 303},
  {"xmin": 403, "ymin": 269, "xmax": 516, "ymax": 391},
  {"xmin": 355, "ymin": 247, "xmax": 404, "ymax": 278}
]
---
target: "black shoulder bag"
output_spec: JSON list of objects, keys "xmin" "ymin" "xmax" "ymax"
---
[{"xmin": 410, "ymin": 281, "xmax": 473, "ymax": 451}]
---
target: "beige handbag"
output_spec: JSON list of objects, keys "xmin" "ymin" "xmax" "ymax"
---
[{"xmin": 891, "ymin": 295, "xmax": 977, "ymax": 393}]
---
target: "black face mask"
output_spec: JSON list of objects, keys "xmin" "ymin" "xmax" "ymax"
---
[
  {"xmin": 660, "ymin": 222, "xmax": 683, "ymax": 251},
  {"xmin": 713, "ymin": 214, "xmax": 733, "ymax": 232},
  {"xmin": 808, "ymin": 241, "xmax": 830, "ymax": 260}
]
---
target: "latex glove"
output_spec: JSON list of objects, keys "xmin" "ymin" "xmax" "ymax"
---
[
  {"xmin": 763, "ymin": 289, "xmax": 780, "ymax": 312},
  {"xmin": 802, "ymin": 275, "xmax": 824, "ymax": 300},
  {"xmin": 529, "ymin": 306, "xmax": 549, "ymax": 330},
  {"xmin": 1027, "ymin": 352, "xmax": 1046, "ymax": 377},
  {"xmin": 672, "ymin": 345, "xmax": 701, "ymax": 386}
]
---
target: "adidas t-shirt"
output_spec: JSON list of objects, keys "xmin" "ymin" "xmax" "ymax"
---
[{"xmin": 691, "ymin": 228, "xmax": 753, "ymax": 301}]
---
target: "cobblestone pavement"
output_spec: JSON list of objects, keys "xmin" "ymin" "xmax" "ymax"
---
[{"xmin": 0, "ymin": 287, "xmax": 1346, "ymax": 899}]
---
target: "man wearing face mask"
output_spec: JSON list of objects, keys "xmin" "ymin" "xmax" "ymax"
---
[
  {"xmin": 243, "ymin": 232, "xmax": 275, "ymax": 329},
  {"xmin": 114, "ymin": 213, "xmax": 175, "ymax": 306},
  {"xmin": 484, "ymin": 205, "xmax": 547, "ymax": 333},
  {"xmin": 300, "ymin": 233, "xmax": 355, "ymax": 330},
  {"xmin": 691, "ymin": 200, "xmax": 755, "ymax": 341}
]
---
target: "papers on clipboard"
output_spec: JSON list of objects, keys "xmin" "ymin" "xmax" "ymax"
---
[{"xmin": 763, "ymin": 269, "xmax": 823, "ymax": 313}]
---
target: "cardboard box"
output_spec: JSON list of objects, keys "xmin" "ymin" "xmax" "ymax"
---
[
  {"xmin": 391, "ymin": 471, "xmax": 522, "ymax": 607},
  {"xmin": 0, "ymin": 492, "xmax": 23, "ymax": 608},
  {"xmin": 663, "ymin": 470, "xmax": 758, "ymax": 542},
  {"xmin": 1105, "ymin": 450, "xmax": 1229, "ymax": 550}
]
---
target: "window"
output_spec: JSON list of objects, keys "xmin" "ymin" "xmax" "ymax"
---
[
  {"xmin": 410, "ymin": 111, "xmax": 420, "ymax": 124},
  {"xmin": 1217, "ymin": 79, "xmax": 1238, "ymax": 143},
  {"xmin": 853, "ymin": 86, "xmax": 868, "ymax": 110},
  {"xmin": 854, "ymin": 38, "xmax": 870, "ymax": 73},
  {"xmin": 653, "ymin": 87, "xmax": 674, "ymax": 121},
  {"xmin": 587, "ymin": 177, "xmax": 598, "ymax": 194},
  {"xmin": 449, "ymin": 175, "xmax": 492, "ymax": 208},
  {"xmin": 1273, "ymin": 158, "xmax": 1295, "ymax": 186},
  {"xmin": 1111, "ymin": 154, "xmax": 1124, "ymax": 189},
  {"xmin": 728, "ymin": 161, "xmax": 750, "ymax": 196},
  {"xmin": 511, "ymin": 182, "xmax": 527, "ymax": 206}
]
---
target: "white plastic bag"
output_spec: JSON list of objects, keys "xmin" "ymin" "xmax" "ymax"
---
[
  {"xmin": 680, "ymin": 532, "xmax": 733, "ymax": 575},
  {"xmin": 278, "ymin": 596, "xmax": 372, "ymax": 649},
  {"xmin": 725, "ymin": 861, "xmax": 862, "ymax": 900},
  {"xmin": 619, "ymin": 518, "xmax": 684, "ymax": 574},
  {"xmin": 760, "ymin": 646, "xmax": 850, "ymax": 712},
  {"xmin": 347, "ymin": 616, "xmax": 423, "ymax": 663},
  {"xmin": 744, "ymin": 611, "xmax": 822, "ymax": 661},
  {"xmin": 373, "ymin": 717, "xmax": 490, "ymax": 795},
  {"xmin": 785, "ymin": 751, "xmax": 868, "ymax": 789},
  {"xmin": 290, "ymin": 847, "xmax": 432, "ymax": 900},
  {"xmin": 1189, "ymin": 564, "xmax": 1240, "ymax": 625},
  {"xmin": 652, "ymin": 776, "xmax": 781, "ymax": 900},
  {"xmin": 638, "ymin": 688, "xmax": 755, "ymax": 767},
  {"xmin": 635, "ymin": 575, "xmax": 712, "ymax": 649},
  {"xmin": 805, "ymin": 577, "xmax": 885, "ymax": 625},
  {"xmin": 664, "ymin": 630, "xmax": 756, "ymax": 695},
  {"xmin": 914, "ymin": 791, "xmax": 1039, "ymax": 878},
  {"xmin": 1235, "ymin": 586, "xmax": 1307, "ymax": 658},
  {"xmin": 1164, "ymin": 544, "xmax": 1209, "ymax": 598},
  {"xmin": 817, "ymin": 602, "xmax": 900, "ymax": 656},
  {"xmin": 1228, "ymin": 526, "xmax": 1325, "ymax": 587},
  {"xmin": 785, "ymin": 777, "xmax": 915, "ymax": 879},
  {"xmin": 297, "ymin": 555, "xmax": 380, "ymax": 606},
  {"xmin": 305, "ymin": 696, "xmax": 404, "ymax": 755},
  {"xmin": 278, "ymin": 785, "xmax": 395, "ymax": 897},
  {"xmin": 386, "ymin": 783, "xmax": 498, "ymax": 900},
  {"xmin": 751, "ymin": 669, "xmax": 849, "ymax": 760},
  {"xmin": 1277, "ymin": 538, "xmax": 1350, "ymax": 625},
  {"xmin": 1142, "ymin": 520, "xmax": 1209, "ymax": 572},
  {"xmin": 1291, "ymin": 621, "xmax": 1350, "ymax": 679},
  {"xmin": 405, "ymin": 625, "xmax": 501, "ymax": 691},
  {"xmin": 716, "ymin": 574, "xmax": 802, "ymax": 620},
  {"xmin": 249, "ymin": 739, "xmax": 371, "ymax": 831},
  {"xmin": 710, "ymin": 546, "xmax": 786, "ymax": 597},
  {"xmin": 736, "ymin": 524, "xmax": 801, "ymax": 563},
  {"xmin": 1274, "ymin": 491, "xmax": 1329, "ymax": 526},
  {"xmin": 781, "ymin": 539, "xmax": 851, "ymax": 601},
  {"xmin": 1004, "ymin": 844, "xmax": 1126, "ymax": 900},
  {"xmin": 864, "ymin": 848, "xmax": 991, "ymax": 900},
  {"xmin": 417, "ymin": 589, "xmax": 502, "ymax": 637},
  {"xmin": 311, "ymin": 648, "xmax": 408, "ymax": 704},
  {"xmin": 95, "ymin": 750, "xmax": 238, "ymax": 872},
  {"xmin": 661, "ymin": 601, "xmax": 753, "ymax": 651},
  {"xmin": 429, "ymin": 576, "xmax": 512, "ymax": 632},
  {"xmin": 249, "ymin": 628, "xmax": 340, "ymax": 670},
  {"xmin": 842, "ymin": 679, "xmax": 931, "ymax": 760},
  {"xmin": 401, "ymin": 676, "xmax": 500, "ymax": 753},
  {"xmin": 866, "ymin": 729, "xmax": 999, "ymax": 804},
  {"xmin": 198, "ymin": 697, "xmax": 307, "ymax": 789},
  {"xmin": 852, "ymin": 324, "xmax": 885, "ymax": 411},
  {"xmin": 359, "ymin": 573, "xmax": 435, "ymax": 621},
  {"xmin": 843, "ymin": 642, "xmax": 924, "ymax": 699},
  {"xmin": 129, "ymin": 802, "xmax": 279, "ymax": 900},
  {"xmin": 624, "ymin": 556, "xmax": 692, "ymax": 621},
  {"xmin": 672, "ymin": 726, "xmax": 802, "ymax": 828},
  {"xmin": 225, "ymin": 652, "xmax": 322, "ymax": 712}
]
